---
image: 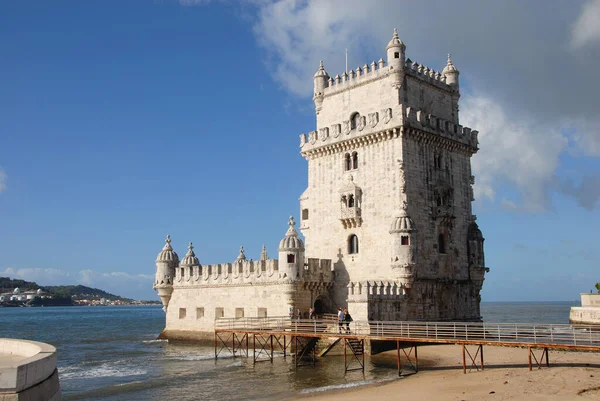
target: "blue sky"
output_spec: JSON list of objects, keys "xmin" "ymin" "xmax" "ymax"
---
[{"xmin": 1, "ymin": 0, "xmax": 598, "ymax": 301}]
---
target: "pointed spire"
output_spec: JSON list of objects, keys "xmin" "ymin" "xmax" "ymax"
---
[
  {"xmin": 442, "ymin": 52, "xmax": 458, "ymax": 75},
  {"xmin": 261, "ymin": 245, "xmax": 268, "ymax": 261},
  {"xmin": 236, "ymin": 246, "xmax": 246, "ymax": 261},
  {"xmin": 314, "ymin": 60, "xmax": 329, "ymax": 78},
  {"xmin": 186, "ymin": 242, "xmax": 195, "ymax": 256},
  {"xmin": 163, "ymin": 235, "xmax": 173, "ymax": 251},
  {"xmin": 285, "ymin": 216, "xmax": 298, "ymax": 237},
  {"xmin": 386, "ymin": 28, "xmax": 405, "ymax": 50}
]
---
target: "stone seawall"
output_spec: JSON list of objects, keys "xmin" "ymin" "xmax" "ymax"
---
[{"xmin": 0, "ymin": 338, "xmax": 61, "ymax": 400}]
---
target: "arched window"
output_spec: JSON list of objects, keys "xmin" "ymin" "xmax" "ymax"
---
[
  {"xmin": 341, "ymin": 195, "xmax": 347, "ymax": 207},
  {"xmin": 344, "ymin": 153, "xmax": 351, "ymax": 171},
  {"xmin": 350, "ymin": 112, "xmax": 360, "ymax": 130},
  {"xmin": 352, "ymin": 152, "xmax": 358, "ymax": 169},
  {"xmin": 348, "ymin": 194, "xmax": 355, "ymax": 208},
  {"xmin": 438, "ymin": 234, "xmax": 446, "ymax": 254},
  {"xmin": 348, "ymin": 234, "xmax": 359, "ymax": 254}
]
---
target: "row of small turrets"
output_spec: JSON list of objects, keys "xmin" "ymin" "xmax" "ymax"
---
[
  {"xmin": 313, "ymin": 29, "xmax": 460, "ymax": 113},
  {"xmin": 153, "ymin": 216, "xmax": 306, "ymax": 311}
]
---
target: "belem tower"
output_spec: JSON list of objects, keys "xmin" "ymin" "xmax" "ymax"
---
[{"xmin": 153, "ymin": 30, "xmax": 489, "ymax": 341}]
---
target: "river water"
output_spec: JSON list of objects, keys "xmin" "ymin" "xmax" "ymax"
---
[{"xmin": 0, "ymin": 301, "xmax": 579, "ymax": 400}]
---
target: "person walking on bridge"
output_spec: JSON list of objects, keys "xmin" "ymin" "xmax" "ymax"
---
[{"xmin": 337, "ymin": 308, "xmax": 345, "ymax": 333}]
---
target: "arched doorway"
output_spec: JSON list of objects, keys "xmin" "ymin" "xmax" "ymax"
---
[{"xmin": 313, "ymin": 295, "xmax": 333, "ymax": 317}]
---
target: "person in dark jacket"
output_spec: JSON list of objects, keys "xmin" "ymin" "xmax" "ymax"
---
[{"xmin": 343, "ymin": 308, "xmax": 352, "ymax": 333}]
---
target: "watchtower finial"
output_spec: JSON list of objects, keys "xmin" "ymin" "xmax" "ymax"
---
[
  {"xmin": 166, "ymin": 234, "xmax": 171, "ymax": 244},
  {"xmin": 447, "ymin": 53, "xmax": 452, "ymax": 65},
  {"xmin": 393, "ymin": 28, "xmax": 398, "ymax": 39},
  {"xmin": 188, "ymin": 242, "xmax": 194, "ymax": 251},
  {"xmin": 288, "ymin": 216, "xmax": 295, "ymax": 228}
]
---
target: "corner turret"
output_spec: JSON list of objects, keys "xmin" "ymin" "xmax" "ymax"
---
[
  {"xmin": 442, "ymin": 53, "xmax": 459, "ymax": 91},
  {"xmin": 386, "ymin": 28, "xmax": 406, "ymax": 89},
  {"xmin": 154, "ymin": 235, "xmax": 179, "ymax": 312},
  {"xmin": 313, "ymin": 61, "xmax": 329, "ymax": 114},
  {"xmin": 389, "ymin": 202, "xmax": 417, "ymax": 290},
  {"xmin": 278, "ymin": 216, "xmax": 305, "ymax": 281},
  {"xmin": 467, "ymin": 219, "xmax": 488, "ymax": 291}
]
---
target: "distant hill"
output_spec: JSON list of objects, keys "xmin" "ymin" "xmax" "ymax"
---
[
  {"xmin": 43, "ymin": 285, "xmax": 133, "ymax": 302},
  {"xmin": 0, "ymin": 277, "xmax": 133, "ymax": 302}
]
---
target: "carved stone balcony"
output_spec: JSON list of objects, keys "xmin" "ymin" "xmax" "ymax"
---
[{"xmin": 341, "ymin": 206, "xmax": 362, "ymax": 228}]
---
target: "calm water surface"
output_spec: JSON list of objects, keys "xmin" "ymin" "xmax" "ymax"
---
[{"xmin": 0, "ymin": 301, "xmax": 579, "ymax": 400}]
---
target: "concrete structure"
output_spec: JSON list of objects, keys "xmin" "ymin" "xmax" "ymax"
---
[
  {"xmin": 570, "ymin": 294, "xmax": 600, "ymax": 325},
  {"xmin": 0, "ymin": 338, "xmax": 61, "ymax": 400},
  {"xmin": 154, "ymin": 30, "xmax": 489, "ymax": 341}
]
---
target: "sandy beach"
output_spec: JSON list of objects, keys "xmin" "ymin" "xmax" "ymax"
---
[{"xmin": 289, "ymin": 345, "xmax": 600, "ymax": 401}]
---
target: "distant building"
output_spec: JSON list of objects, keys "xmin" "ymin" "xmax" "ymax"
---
[{"xmin": 154, "ymin": 30, "xmax": 488, "ymax": 341}]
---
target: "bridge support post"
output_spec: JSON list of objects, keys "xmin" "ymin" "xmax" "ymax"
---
[
  {"xmin": 528, "ymin": 347, "xmax": 550, "ymax": 371},
  {"xmin": 462, "ymin": 344, "xmax": 484, "ymax": 373},
  {"xmin": 397, "ymin": 342, "xmax": 418, "ymax": 376}
]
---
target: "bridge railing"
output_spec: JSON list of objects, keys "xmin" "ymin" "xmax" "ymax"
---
[{"xmin": 214, "ymin": 317, "xmax": 600, "ymax": 348}]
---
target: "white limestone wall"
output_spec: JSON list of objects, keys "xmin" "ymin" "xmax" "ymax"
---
[
  {"xmin": 317, "ymin": 70, "xmax": 397, "ymax": 131},
  {"xmin": 570, "ymin": 294, "xmax": 600, "ymax": 325},
  {"xmin": 402, "ymin": 136, "xmax": 473, "ymax": 280},
  {"xmin": 302, "ymin": 134, "xmax": 403, "ymax": 280},
  {"xmin": 403, "ymin": 75, "xmax": 456, "ymax": 122},
  {"xmin": 165, "ymin": 283, "xmax": 319, "ymax": 333},
  {"xmin": 0, "ymin": 338, "xmax": 61, "ymax": 401}
]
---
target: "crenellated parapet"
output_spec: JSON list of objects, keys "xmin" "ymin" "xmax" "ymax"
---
[
  {"xmin": 405, "ymin": 59, "xmax": 453, "ymax": 92},
  {"xmin": 174, "ymin": 256, "xmax": 333, "ymax": 287},
  {"xmin": 323, "ymin": 59, "xmax": 389, "ymax": 96},
  {"xmin": 302, "ymin": 258, "xmax": 334, "ymax": 285},
  {"xmin": 175, "ymin": 258, "xmax": 279, "ymax": 286},
  {"xmin": 300, "ymin": 106, "xmax": 401, "ymax": 157},
  {"xmin": 347, "ymin": 281, "xmax": 408, "ymax": 303},
  {"xmin": 403, "ymin": 106, "xmax": 479, "ymax": 154}
]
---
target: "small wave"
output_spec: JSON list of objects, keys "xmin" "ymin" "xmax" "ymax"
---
[
  {"xmin": 142, "ymin": 339, "xmax": 168, "ymax": 344},
  {"xmin": 226, "ymin": 360, "xmax": 244, "ymax": 368},
  {"xmin": 300, "ymin": 377, "xmax": 397, "ymax": 394},
  {"xmin": 59, "ymin": 361, "xmax": 148, "ymax": 380}
]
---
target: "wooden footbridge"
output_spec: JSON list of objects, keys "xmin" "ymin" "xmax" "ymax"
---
[{"xmin": 214, "ymin": 317, "xmax": 600, "ymax": 375}]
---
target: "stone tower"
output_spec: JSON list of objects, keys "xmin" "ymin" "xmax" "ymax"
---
[{"xmin": 298, "ymin": 30, "xmax": 488, "ymax": 322}]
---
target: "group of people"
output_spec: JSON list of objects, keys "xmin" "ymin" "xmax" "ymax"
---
[
  {"xmin": 338, "ymin": 307, "xmax": 353, "ymax": 333},
  {"xmin": 290, "ymin": 306, "xmax": 354, "ymax": 333}
]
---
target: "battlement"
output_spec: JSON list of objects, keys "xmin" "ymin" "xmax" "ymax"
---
[
  {"xmin": 173, "ymin": 257, "xmax": 333, "ymax": 287},
  {"xmin": 347, "ymin": 280, "xmax": 408, "ymax": 303},
  {"xmin": 323, "ymin": 59, "xmax": 389, "ymax": 96},
  {"xmin": 403, "ymin": 106, "xmax": 479, "ymax": 151},
  {"xmin": 405, "ymin": 59, "xmax": 452, "ymax": 91}
]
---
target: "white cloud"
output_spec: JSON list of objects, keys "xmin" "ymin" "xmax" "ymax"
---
[
  {"xmin": 460, "ymin": 94, "xmax": 567, "ymax": 212},
  {"xmin": 0, "ymin": 267, "xmax": 71, "ymax": 285},
  {"xmin": 571, "ymin": 0, "xmax": 600, "ymax": 49},
  {"xmin": 0, "ymin": 167, "xmax": 6, "ymax": 193}
]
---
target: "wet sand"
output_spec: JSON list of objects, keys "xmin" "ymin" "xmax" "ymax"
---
[{"xmin": 288, "ymin": 344, "xmax": 600, "ymax": 401}]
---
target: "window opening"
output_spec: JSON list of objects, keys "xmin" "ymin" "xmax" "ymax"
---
[
  {"xmin": 287, "ymin": 254, "xmax": 295, "ymax": 263},
  {"xmin": 179, "ymin": 308, "xmax": 186, "ymax": 319},
  {"xmin": 438, "ymin": 234, "xmax": 446, "ymax": 254},
  {"xmin": 344, "ymin": 153, "xmax": 352, "ymax": 171},
  {"xmin": 196, "ymin": 307, "xmax": 204, "ymax": 319},
  {"xmin": 352, "ymin": 152, "xmax": 358, "ymax": 169},
  {"xmin": 394, "ymin": 52, "xmax": 399, "ymax": 59},
  {"xmin": 302, "ymin": 208, "xmax": 309, "ymax": 220},
  {"xmin": 401, "ymin": 236, "xmax": 409, "ymax": 245},
  {"xmin": 215, "ymin": 307, "xmax": 224, "ymax": 318},
  {"xmin": 348, "ymin": 195, "xmax": 355, "ymax": 208},
  {"xmin": 351, "ymin": 113, "xmax": 360, "ymax": 130},
  {"xmin": 348, "ymin": 234, "xmax": 359, "ymax": 254}
]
